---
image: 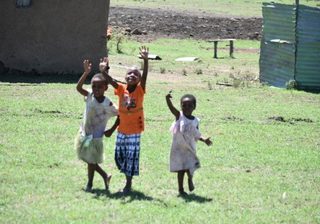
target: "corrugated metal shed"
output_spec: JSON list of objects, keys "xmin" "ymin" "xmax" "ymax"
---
[
  {"xmin": 262, "ymin": 3, "xmax": 296, "ymax": 42},
  {"xmin": 260, "ymin": 3, "xmax": 296, "ymax": 87},
  {"xmin": 259, "ymin": 2, "xmax": 320, "ymax": 92},
  {"xmin": 296, "ymin": 5, "xmax": 320, "ymax": 91}
]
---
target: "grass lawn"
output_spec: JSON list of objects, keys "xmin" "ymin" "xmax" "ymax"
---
[
  {"xmin": 110, "ymin": 0, "xmax": 320, "ymax": 17},
  {"xmin": 107, "ymin": 38, "xmax": 260, "ymax": 85},
  {"xmin": 1, "ymin": 38, "xmax": 320, "ymax": 223}
]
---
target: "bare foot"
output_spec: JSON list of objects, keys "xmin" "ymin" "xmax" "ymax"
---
[
  {"xmin": 104, "ymin": 175, "xmax": 112, "ymax": 190},
  {"xmin": 85, "ymin": 184, "xmax": 93, "ymax": 192},
  {"xmin": 122, "ymin": 186, "xmax": 131, "ymax": 195},
  {"xmin": 179, "ymin": 188, "xmax": 188, "ymax": 196},
  {"xmin": 188, "ymin": 178, "xmax": 195, "ymax": 192}
]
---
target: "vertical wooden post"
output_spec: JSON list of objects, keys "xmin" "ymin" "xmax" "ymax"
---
[
  {"xmin": 295, "ymin": 0, "xmax": 299, "ymax": 5},
  {"xmin": 229, "ymin": 40, "xmax": 234, "ymax": 58},
  {"xmin": 213, "ymin": 41, "xmax": 218, "ymax": 58}
]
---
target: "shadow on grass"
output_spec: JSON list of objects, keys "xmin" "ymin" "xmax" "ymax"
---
[
  {"xmin": 89, "ymin": 189, "xmax": 158, "ymax": 202},
  {"xmin": 178, "ymin": 193, "xmax": 213, "ymax": 203},
  {"xmin": 87, "ymin": 188, "xmax": 169, "ymax": 206},
  {"xmin": 84, "ymin": 188, "xmax": 211, "ymax": 205},
  {"xmin": 0, "ymin": 72, "xmax": 84, "ymax": 84}
]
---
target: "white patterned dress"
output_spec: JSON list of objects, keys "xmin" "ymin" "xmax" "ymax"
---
[
  {"xmin": 169, "ymin": 111, "xmax": 202, "ymax": 176},
  {"xmin": 75, "ymin": 92, "xmax": 118, "ymax": 164}
]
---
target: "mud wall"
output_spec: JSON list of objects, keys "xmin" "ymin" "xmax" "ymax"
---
[{"xmin": 0, "ymin": 0, "xmax": 110, "ymax": 74}]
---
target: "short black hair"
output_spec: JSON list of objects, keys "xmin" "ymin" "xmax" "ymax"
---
[
  {"xmin": 91, "ymin": 73, "xmax": 108, "ymax": 85},
  {"xmin": 180, "ymin": 94, "xmax": 197, "ymax": 108}
]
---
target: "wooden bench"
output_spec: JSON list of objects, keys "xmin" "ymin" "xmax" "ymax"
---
[{"xmin": 208, "ymin": 39, "xmax": 236, "ymax": 58}]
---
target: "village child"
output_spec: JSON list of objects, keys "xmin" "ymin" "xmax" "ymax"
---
[
  {"xmin": 100, "ymin": 46, "xmax": 149, "ymax": 194},
  {"xmin": 166, "ymin": 91, "xmax": 212, "ymax": 195},
  {"xmin": 75, "ymin": 59, "xmax": 119, "ymax": 192}
]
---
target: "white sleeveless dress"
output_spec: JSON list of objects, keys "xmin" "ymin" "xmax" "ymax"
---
[
  {"xmin": 75, "ymin": 92, "xmax": 118, "ymax": 164},
  {"xmin": 169, "ymin": 111, "xmax": 201, "ymax": 175}
]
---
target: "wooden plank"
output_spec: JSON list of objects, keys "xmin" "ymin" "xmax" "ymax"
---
[{"xmin": 208, "ymin": 39, "xmax": 236, "ymax": 42}]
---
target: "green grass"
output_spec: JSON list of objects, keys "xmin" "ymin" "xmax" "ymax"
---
[
  {"xmin": 108, "ymin": 38, "xmax": 260, "ymax": 82},
  {"xmin": 111, "ymin": 0, "xmax": 320, "ymax": 17},
  {"xmin": 1, "ymin": 38, "xmax": 320, "ymax": 223}
]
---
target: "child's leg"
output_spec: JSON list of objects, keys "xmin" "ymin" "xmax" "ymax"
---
[
  {"xmin": 186, "ymin": 170, "xmax": 195, "ymax": 192},
  {"xmin": 123, "ymin": 175, "xmax": 132, "ymax": 193},
  {"xmin": 121, "ymin": 133, "xmax": 140, "ymax": 194},
  {"xmin": 177, "ymin": 171, "xmax": 186, "ymax": 194},
  {"xmin": 86, "ymin": 163, "xmax": 95, "ymax": 191},
  {"xmin": 95, "ymin": 164, "xmax": 112, "ymax": 190}
]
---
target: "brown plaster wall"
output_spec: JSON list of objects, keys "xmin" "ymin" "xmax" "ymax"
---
[{"xmin": 0, "ymin": 0, "xmax": 110, "ymax": 74}]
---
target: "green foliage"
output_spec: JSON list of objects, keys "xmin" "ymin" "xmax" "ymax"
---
[
  {"xmin": 286, "ymin": 79, "xmax": 298, "ymax": 90},
  {"xmin": 181, "ymin": 68, "xmax": 187, "ymax": 76},
  {"xmin": 107, "ymin": 27, "xmax": 128, "ymax": 54},
  {"xmin": 160, "ymin": 67, "xmax": 166, "ymax": 74},
  {"xmin": 195, "ymin": 68, "xmax": 203, "ymax": 75}
]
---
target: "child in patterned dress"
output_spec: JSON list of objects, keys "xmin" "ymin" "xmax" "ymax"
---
[
  {"xmin": 100, "ymin": 46, "xmax": 149, "ymax": 194},
  {"xmin": 75, "ymin": 59, "xmax": 119, "ymax": 192},
  {"xmin": 166, "ymin": 91, "xmax": 212, "ymax": 195}
]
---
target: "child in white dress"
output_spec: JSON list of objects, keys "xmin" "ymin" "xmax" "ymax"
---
[
  {"xmin": 166, "ymin": 92, "xmax": 212, "ymax": 195},
  {"xmin": 75, "ymin": 59, "xmax": 119, "ymax": 192}
]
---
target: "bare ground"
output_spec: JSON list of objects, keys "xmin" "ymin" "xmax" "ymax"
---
[{"xmin": 109, "ymin": 6, "xmax": 263, "ymax": 41}]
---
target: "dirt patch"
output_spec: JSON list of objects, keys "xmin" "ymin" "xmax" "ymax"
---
[
  {"xmin": 109, "ymin": 6, "xmax": 262, "ymax": 41},
  {"xmin": 222, "ymin": 116, "xmax": 244, "ymax": 122},
  {"xmin": 268, "ymin": 116, "xmax": 314, "ymax": 124}
]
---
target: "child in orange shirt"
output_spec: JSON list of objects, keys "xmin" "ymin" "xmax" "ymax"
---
[{"xmin": 101, "ymin": 46, "xmax": 149, "ymax": 194}]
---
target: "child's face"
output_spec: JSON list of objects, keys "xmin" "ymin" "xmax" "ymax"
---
[
  {"xmin": 181, "ymin": 98, "xmax": 195, "ymax": 116},
  {"xmin": 125, "ymin": 70, "xmax": 141, "ymax": 86},
  {"xmin": 91, "ymin": 78, "xmax": 107, "ymax": 98}
]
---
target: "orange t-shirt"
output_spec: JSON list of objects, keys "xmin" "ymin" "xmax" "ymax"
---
[{"xmin": 115, "ymin": 84, "xmax": 145, "ymax": 134}]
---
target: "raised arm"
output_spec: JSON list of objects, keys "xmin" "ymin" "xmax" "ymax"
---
[
  {"xmin": 165, "ymin": 91, "xmax": 180, "ymax": 120},
  {"xmin": 100, "ymin": 57, "xmax": 119, "ymax": 89},
  {"xmin": 139, "ymin": 46, "xmax": 149, "ymax": 91},
  {"xmin": 76, "ymin": 60, "xmax": 91, "ymax": 97}
]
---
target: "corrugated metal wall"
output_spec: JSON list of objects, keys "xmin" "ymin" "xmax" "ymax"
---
[
  {"xmin": 259, "ymin": 3, "xmax": 320, "ymax": 91},
  {"xmin": 296, "ymin": 5, "xmax": 320, "ymax": 91},
  {"xmin": 260, "ymin": 3, "xmax": 296, "ymax": 88}
]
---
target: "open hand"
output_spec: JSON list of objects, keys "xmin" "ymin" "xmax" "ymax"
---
[
  {"xmin": 204, "ymin": 137, "xmax": 213, "ymax": 146},
  {"xmin": 104, "ymin": 129, "xmax": 113, "ymax": 137},
  {"xmin": 166, "ymin": 90, "xmax": 173, "ymax": 99},
  {"xmin": 99, "ymin": 57, "xmax": 109, "ymax": 72},
  {"xmin": 83, "ymin": 60, "xmax": 92, "ymax": 74},
  {"xmin": 139, "ymin": 46, "xmax": 149, "ymax": 61}
]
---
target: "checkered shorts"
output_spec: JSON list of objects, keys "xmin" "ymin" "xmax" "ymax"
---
[{"xmin": 115, "ymin": 132, "xmax": 141, "ymax": 176}]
